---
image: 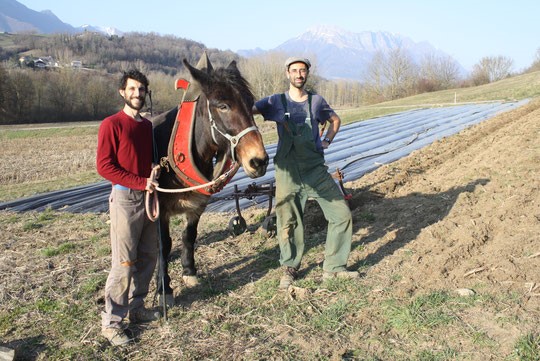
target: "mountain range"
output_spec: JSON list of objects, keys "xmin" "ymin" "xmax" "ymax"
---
[
  {"xmin": 0, "ymin": 0, "xmax": 464, "ymax": 80},
  {"xmin": 239, "ymin": 25, "xmax": 463, "ymax": 80},
  {"xmin": 0, "ymin": 0, "xmax": 122, "ymax": 36}
]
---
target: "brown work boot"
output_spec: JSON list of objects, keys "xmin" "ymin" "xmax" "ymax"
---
[
  {"xmin": 102, "ymin": 326, "xmax": 131, "ymax": 346},
  {"xmin": 279, "ymin": 267, "xmax": 298, "ymax": 289},
  {"xmin": 322, "ymin": 270, "xmax": 360, "ymax": 281},
  {"xmin": 128, "ymin": 307, "xmax": 161, "ymax": 324}
]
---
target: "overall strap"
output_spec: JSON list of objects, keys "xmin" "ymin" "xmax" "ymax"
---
[
  {"xmin": 280, "ymin": 92, "xmax": 314, "ymax": 134},
  {"xmin": 280, "ymin": 93, "xmax": 289, "ymax": 119},
  {"xmin": 280, "ymin": 93, "xmax": 292, "ymax": 134},
  {"xmin": 281, "ymin": 92, "xmax": 313, "ymax": 119},
  {"xmin": 307, "ymin": 92, "xmax": 313, "ymax": 124}
]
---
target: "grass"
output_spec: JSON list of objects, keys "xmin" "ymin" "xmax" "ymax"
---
[
  {"xmin": 0, "ymin": 125, "xmax": 101, "ymax": 201},
  {"xmin": 0, "ymin": 186, "xmax": 537, "ymax": 360},
  {"xmin": 41, "ymin": 242, "xmax": 77, "ymax": 257},
  {"xmin": 513, "ymin": 333, "xmax": 540, "ymax": 361},
  {"xmin": 0, "ymin": 124, "xmax": 99, "ymax": 139},
  {"xmin": 384, "ymin": 291, "xmax": 456, "ymax": 335}
]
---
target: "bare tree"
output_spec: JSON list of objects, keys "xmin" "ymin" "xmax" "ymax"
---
[
  {"xmin": 0, "ymin": 65, "xmax": 8, "ymax": 117},
  {"xmin": 386, "ymin": 47, "xmax": 418, "ymax": 99},
  {"xmin": 146, "ymin": 70, "xmax": 180, "ymax": 113},
  {"xmin": 419, "ymin": 53, "xmax": 461, "ymax": 91},
  {"xmin": 471, "ymin": 56, "xmax": 514, "ymax": 84},
  {"xmin": 364, "ymin": 48, "xmax": 418, "ymax": 102},
  {"xmin": 363, "ymin": 51, "xmax": 387, "ymax": 103},
  {"xmin": 86, "ymin": 74, "xmax": 117, "ymax": 119},
  {"xmin": 239, "ymin": 52, "xmax": 288, "ymax": 99},
  {"xmin": 8, "ymin": 70, "xmax": 35, "ymax": 122},
  {"xmin": 47, "ymin": 69, "xmax": 79, "ymax": 122}
]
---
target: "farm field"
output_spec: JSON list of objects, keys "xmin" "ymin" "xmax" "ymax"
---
[{"xmin": 0, "ymin": 96, "xmax": 539, "ymax": 359}]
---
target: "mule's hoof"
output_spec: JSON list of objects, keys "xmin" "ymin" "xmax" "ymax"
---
[
  {"xmin": 159, "ymin": 293, "xmax": 175, "ymax": 308},
  {"xmin": 182, "ymin": 275, "xmax": 199, "ymax": 287}
]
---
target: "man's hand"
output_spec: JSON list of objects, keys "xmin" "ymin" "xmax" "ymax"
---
[
  {"xmin": 151, "ymin": 164, "xmax": 161, "ymax": 178},
  {"xmin": 145, "ymin": 164, "xmax": 161, "ymax": 193},
  {"xmin": 145, "ymin": 178, "xmax": 158, "ymax": 193},
  {"xmin": 322, "ymin": 139, "xmax": 330, "ymax": 149}
]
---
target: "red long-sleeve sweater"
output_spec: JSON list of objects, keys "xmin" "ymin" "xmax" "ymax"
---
[{"xmin": 96, "ymin": 111, "xmax": 153, "ymax": 191}]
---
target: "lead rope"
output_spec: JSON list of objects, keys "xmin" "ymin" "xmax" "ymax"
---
[
  {"xmin": 146, "ymin": 128, "xmax": 168, "ymax": 322},
  {"xmin": 145, "ymin": 165, "xmax": 161, "ymax": 222}
]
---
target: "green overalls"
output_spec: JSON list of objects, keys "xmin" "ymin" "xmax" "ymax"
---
[{"xmin": 273, "ymin": 93, "xmax": 353, "ymax": 273}]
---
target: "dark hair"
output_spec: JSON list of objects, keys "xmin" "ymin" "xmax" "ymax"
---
[{"xmin": 119, "ymin": 69, "xmax": 149, "ymax": 91}]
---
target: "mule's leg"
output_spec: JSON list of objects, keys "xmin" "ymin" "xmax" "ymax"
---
[
  {"xmin": 158, "ymin": 215, "xmax": 175, "ymax": 307},
  {"xmin": 181, "ymin": 215, "xmax": 200, "ymax": 287}
]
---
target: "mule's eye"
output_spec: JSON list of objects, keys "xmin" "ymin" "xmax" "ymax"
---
[{"xmin": 217, "ymin": 103, "xmax": 230, "ymax": 112}]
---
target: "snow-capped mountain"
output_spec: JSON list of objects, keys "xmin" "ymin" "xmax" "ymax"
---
[
  {"xmin": 79, "ymin": 25, "xmax": 124, "ymax": 37},
  {"xmin": 239, "ymin": 25, "xmax": 462, "ymax": 80}
]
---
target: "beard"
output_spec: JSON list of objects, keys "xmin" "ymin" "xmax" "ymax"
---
[
  {"xmin": 124, "ymin": 96, "xmax": 145, "ymax": 111},
  {"xmin": 290, "ymin": 76, "xmax": 306, "ymax": 89}
]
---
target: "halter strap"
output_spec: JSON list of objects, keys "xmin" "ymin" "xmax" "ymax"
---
[{"xmin": 206, "ymin": 100, "xmax": 259, "ymax": 163}]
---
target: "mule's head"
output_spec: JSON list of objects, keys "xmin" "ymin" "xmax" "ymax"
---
[{"xmin": 183, "ymin": 58, "xmax": 268, "ymax": 178}]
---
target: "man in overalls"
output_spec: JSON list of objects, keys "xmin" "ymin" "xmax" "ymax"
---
[{"xmin": 253, "ymin": 57, "xmax": 358, "ymax": 289}]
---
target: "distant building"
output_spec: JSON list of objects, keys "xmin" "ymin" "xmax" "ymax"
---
[
  {"xmin": 19, "ymin": 56, "xmax": 59, "ymax": 69},
  {"xmin": 71, "ymin": 60, "xmax": 82, "ymax": 68},
  {"xmin": 19, "ymin": 56, "xmax": 33, "ymax": 67},
  {"xmin": 34, "ymin": 59, "xmax": 46, "ymax": 69}
]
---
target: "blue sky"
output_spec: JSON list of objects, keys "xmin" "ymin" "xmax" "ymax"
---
[{"xmin": 17, "ymin": 0, "xmax": 539, "ymax": 72}]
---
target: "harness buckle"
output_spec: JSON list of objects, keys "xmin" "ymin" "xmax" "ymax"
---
[{"xmin": 160, "ymin": 157, "xmax": 170, "ymax": 172}]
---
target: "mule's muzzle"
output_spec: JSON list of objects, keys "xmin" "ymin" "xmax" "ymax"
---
[{"xmin": 247, "ymin": 155, "xmax": 269, "ymax": 178}]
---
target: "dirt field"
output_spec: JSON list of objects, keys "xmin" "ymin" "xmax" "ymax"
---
[
  {"xmin": 343, "ymin": 98, "xmax": 540, "ymax": 355},
  {"xmin": 0, "ymin": 99, "xmax": 538, "ymax": 360}
]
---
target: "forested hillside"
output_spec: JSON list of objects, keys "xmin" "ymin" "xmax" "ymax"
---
[
  {"xmin": 1, "ymin": 31, "xmax": 239, "ymax": 74},
  {"xmin": 0, "ymin": 32, "xmax": 240, "ymax": 124},
  {"xmin": 1, "ymin": 31, "xmax": 536, "ymax": 124}
]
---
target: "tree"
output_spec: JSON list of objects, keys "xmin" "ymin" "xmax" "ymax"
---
[
  {"xmin": 239, "ymin": 52, "xmax": 288, "ymax": 99},
  {"xmin": 470, "ymin": 56, "xmax": 514, "ymax": 84},
  {"xmin": 364, "ymin": 47, "xmax": 418, "ymax": 102},
  {"xmin": 86, "ymin": 73, "xmax": 118, "ymax": 119},
  {"xmin": 0, "ymin": 65, "xmax": 8, "ymax": 117},
  {"xmin": 418, "ymin": 53, "xmax": 461, "ymax": 92},
  {"xmin": 145, "ymin": 70, "xmax": 182, "ymax": 114},
  {"xmin": 8, "ymin": 69, "xmax": 35, "ymax": 122},
  {"xmin": 385, "ymin": 47, "xmax": 418, "ymax": 99},
  {"xmin": 47, "ymin": 69, "xmax": 79, "ymax": 122}
]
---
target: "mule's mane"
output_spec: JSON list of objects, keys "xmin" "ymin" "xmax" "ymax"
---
[{"xmin": 210, "ymin": 67, "xmax": 255, "ymax": 107}]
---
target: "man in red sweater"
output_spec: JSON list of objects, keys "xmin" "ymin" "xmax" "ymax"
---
[{"xmin": 96, "ymin": 69, "xmax": 160, "ymax": 346}]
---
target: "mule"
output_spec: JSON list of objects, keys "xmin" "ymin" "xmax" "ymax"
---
[{"xmin": 151, "ymin": 54, "xmax": 268, "ymax": 305}]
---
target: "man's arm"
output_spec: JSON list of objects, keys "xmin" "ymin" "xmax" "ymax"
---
[{"xmin": 322, "ymin": 114, "xmax": 341, "ymax": 149}]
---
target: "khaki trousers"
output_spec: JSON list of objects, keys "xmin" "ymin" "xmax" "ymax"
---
[{"xmin": 101, "ymin": 187, "xmax": 158, "ymax": 328}]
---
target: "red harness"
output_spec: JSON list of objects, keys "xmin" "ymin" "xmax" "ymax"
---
[{"xmin": 167, "ymin": 79, "xmax": 239, "ymax": 196}]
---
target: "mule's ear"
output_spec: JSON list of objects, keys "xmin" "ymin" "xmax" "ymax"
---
[
  {"xmin": 195, "ymin": 51, "xmax": 214, "ymax": 73},
  {"xmin": 227, "ymin": 60, "xmax": 239, "ymax": 73},
  {"xmin": 183, "ymin": 58, "xmax": 210, "ymax": 87}
]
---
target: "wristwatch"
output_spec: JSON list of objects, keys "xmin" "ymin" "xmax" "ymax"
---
[{"xmin": 323, "ymin": 137, "xmax": 332, "ymax": 144}]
